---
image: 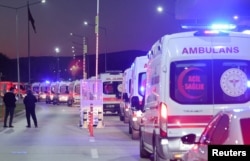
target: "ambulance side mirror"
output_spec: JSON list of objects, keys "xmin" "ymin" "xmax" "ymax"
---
[
  {"xmin": 181, "ymin": 134, "xmax": 197, "ymax": 144},
  {"xmin": 131, "ymin": 96, "xmax": 140, "ymax": 110},
  {"xmin": 140, "ymin": 96, "xmax": 145, "ymax": 112},
  {"xmin": 122, "ymin": 93, "xmax": 129, "ymax": 102}
]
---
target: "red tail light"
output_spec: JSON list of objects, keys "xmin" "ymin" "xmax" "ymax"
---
[
  {"xmin": 160, "ymin": 128, "xmax": 167, "ymax": 137},
  {"xmin": 160, "ymin": 102, "xmax": 168, "ymax": 137},
  {"xmin": 160, "ymin": 103, "xmax": 167, "ymax": 119}
]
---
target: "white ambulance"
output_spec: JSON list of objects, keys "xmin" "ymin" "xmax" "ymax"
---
[
  {"xmin": 67, "ymin": 80, "xmax": 81, "ymax": 107},
  {"xmin": 140, "ymin": 30, "xmax": 250, "ymax": 161},
  {"xmin": 38, "ymin": 81, "xmax": 51, "ymax": 102},
  {"xmin": 128, "ymin": 55, "xmax": 147, "ymax": 139},
  {"xmin": 31, "ymin": 82, "xmax": 40, "ymax": 100},
  {"xmin": 46, "ymin": 81, "xmax": 59, "ymax": 104},
  {"xmin": 119, "ymin": 67, "xmax": 132, "ymax": 122},
  {"xmin": 53, "ymin": 81, "xmax": 71, "ymax": 105},
  {"xmin": 98, "ymin": 72, "xmax": 123, "ymax": 114}
]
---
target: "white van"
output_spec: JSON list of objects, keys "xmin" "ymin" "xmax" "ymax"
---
[
  {"xmin": 46, "ymin": 81, "xmax": 58, "ymax": 104},
  {"xmin": 38, "ymin": 81, "xmax": 51, "ymax": 102},
  {"xmin": 98, "ymin": 72, "xmax": 123, "ymax": 114},
  {"xmin": 31, "ymin": 82, "xmax": 40, "ymax": 100},
  {"xmin": 128, "ymin": 56, "xmax": 147, "ymax": 139},
  {"xmin": 67, "ymin": 80, "xmax": 81, "ymax": 107},
  {"xmin": 119, "ymin": 68, "xmax": 132, "ymax": 122},
  {"xmin": 140, "ymin": 30, "xmax": 250, "ymax": 161},
  {"xmin": 52, "ymin": 81, "xmax": 70, "ymax": 105}
]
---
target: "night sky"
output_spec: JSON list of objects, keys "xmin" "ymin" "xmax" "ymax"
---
[
  {"xmin": 0, "ymin": 0, "xmax": 178, "ymax": 59},
  {"xmin": 1, "ymin": 0, "xmax": 249, "ymax": 59}
]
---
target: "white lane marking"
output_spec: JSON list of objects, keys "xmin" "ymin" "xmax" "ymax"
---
[
  {"xmin": 90, "ymin": 148, "xmax": 99, "ymax": 158},
  {"xmin": 11, "ymin": 151, "xmax": 27, "ymax": 154}
]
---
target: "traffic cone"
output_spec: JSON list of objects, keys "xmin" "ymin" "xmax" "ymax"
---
[{"xmin": 88, "ymin": 104, "xmax": 94, "ymax": 137}]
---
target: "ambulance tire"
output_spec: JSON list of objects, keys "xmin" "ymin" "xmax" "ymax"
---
[
  {"xmin": 129, "ymin": 122, "xmax": 132, "ymax": 134},
  {"xmin": 124, "ymin": 117, "xmax": 129, "ymax": 123},
  {"xmin": 119, "ymin": 115, "xmax": 124, "ymax": 121},
  {"xmin": 140, "ymin": 134, "xmax": 150, "ymax": 158},
  {"xmin": 67, "ymin": 100, "xmax": 73, "ymax": 107},
  {"xmin": 153, "ymin": 145, "xmax": 160, "ymax": 161},
  {"xmin": 53, "ymin": 99, "xmax": 58, "ymax": 105},
  {"xmin": 131, "ymin": 129, "xmax": 139, "ymax": 140}
]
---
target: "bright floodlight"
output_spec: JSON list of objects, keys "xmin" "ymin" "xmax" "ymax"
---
[
  {"xmin": 84, "ymin": 21, "xmax": 88, "ymax": 26},
  {"xmin": 41, "ymin": 0, "xmax": 46, "ymax": 3},
  {"xmin": 233, "ymin": 15, "xmax": 239, "ymax": 20},
  {"xmin": 55, "ymin": 47, "xmax": 60, "ymax": 53},
  {"xmin": 157, "ymin": 6, "xmax": 163, "ymax": 13}
]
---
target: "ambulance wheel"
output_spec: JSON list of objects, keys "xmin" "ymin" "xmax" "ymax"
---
[
  {"xmin": 124, "ymin": 117, "xmax": 129, "ymax": 123},
  {"xmin": 120, "ymin": 115, "xmax": 124, "ymax": 121},
  {"xmin": 129, "ymin": 122, "xmax": 132, "ymax": 134},
  {"xmin": 131, "ymin": 129, "xmax": 139, "ymax": 140},
  {"xmin": 67, "ymin": 100, "xmax": 73, "ymax": 107},
  {"xmin": 140, "ymin": 135, "xmax": 150, "ymax": 158}
]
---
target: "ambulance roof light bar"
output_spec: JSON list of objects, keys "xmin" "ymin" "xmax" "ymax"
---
[
  {"xmin": 181, "ymin": 23, "xmax": 236, "ymax": 30},
  {"xmin": 210, "ymin": 24, "xmax": 236, "ymax": 30},
  {"xmin": 242, "ymin": 30, "xmax": 250, "ymax": 34}
]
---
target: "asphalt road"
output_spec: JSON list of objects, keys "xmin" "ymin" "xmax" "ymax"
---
[{"xmin": 0, "ymin": 102, "xmax": 152, "ymax": 161}]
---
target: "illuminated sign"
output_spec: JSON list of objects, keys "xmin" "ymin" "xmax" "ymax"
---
[{"xmin": 182, "ymin": 46, "xmax": 239, "ymax": 54}]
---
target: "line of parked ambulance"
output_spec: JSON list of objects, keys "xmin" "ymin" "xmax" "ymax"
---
[
  {"xmin": 118, "ymin": 28, "xmax": 250, "ymax": 161},
  {"xmin": 30, "ymin": 80, "xmax": 81, "ymax": 106},
  {"xmin": 30, "ymin": 72, "xmax": 124, "ymax": 114},
  {"xmin": 0, "ymin": 81, "xmax": 28, "ymax": 98}
]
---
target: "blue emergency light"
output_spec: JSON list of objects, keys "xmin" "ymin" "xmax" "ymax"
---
[{"xmin": 181, "ymin": 23, "xmax": 236, "ymax": 31}]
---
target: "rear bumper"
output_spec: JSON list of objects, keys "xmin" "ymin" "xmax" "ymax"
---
[
  {"xmin": 156, "ymin": 137, "xmax": 193, "ymax": 160},
  {"xmin": 103, "ymin": 104, "xmax": 120, "ymax": 113}
]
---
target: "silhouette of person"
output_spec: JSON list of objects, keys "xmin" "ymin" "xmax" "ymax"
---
[
  {"xmin": 3, "ymin": 87, "xmax": 17, "ymax": 128},
  {"xmin": 23, "ymin": 89, "xmax": 38, "ymax": 128}
]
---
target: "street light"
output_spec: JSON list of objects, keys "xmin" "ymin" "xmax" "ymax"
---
[
  {"xmin": 84, "ymin": 20, "xmax": 108, "ymax": 72},
  {"xmin": 0, "ymin": 0, "xmax": 45, "ymax": 96},
  {"xmin": 70, "ymin": 33, "xmax": 88, "ymax": 79},
  {"xmin": 157, "ymin": 6, "xmax": 164, "ymax": 13},
  {"xmin": 55, "ymin": 47, "xmax": 60, "ymax": 81}
]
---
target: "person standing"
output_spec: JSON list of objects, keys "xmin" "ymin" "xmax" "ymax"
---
[
  {"xmin": 3, "ymin": 87, "xmax": 17, "ymax": 128},
  {"xmin": 23, "ymin": 89, "xmax": 38, "ymax": 128}
]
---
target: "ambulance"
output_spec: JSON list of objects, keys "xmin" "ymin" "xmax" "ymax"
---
[
  {"xmin": 31, "ymin": 82, "xmax": 40, "ymax": 100},
  {"xmin": 67, "ymin": 80, "xmax": 81, "ymax": 107},
  {"xmin": 119, "ymin": 68, "xmax": 132, "ymax": 122},
  {"xmin": 38, "ymin": 81, "xmax": 51, "ymax": 102},
  {"xmin": 52, "ymin": 81, "xmax": 70, "ymax": 105},
  {"xmin": 46, "ymin": 81, "xmax": 59, "ymax": 104},
  {"xmin": 0, "ymin": 81, "xmax": 12, "ymax": 97},
  {"xmin": 128, "ymin": 55, "xmax": 147, "ymax": 139},
  {"xmin": 139, "ymin": 29, "xmax": 250, "ymax": 161},
  {"xmin": 0, "ymin": 81, "xmax": 27, "ymax": 99},
  {"xmin": 98, "ymin": 71, "xmax": 123, "ymax": 114}
]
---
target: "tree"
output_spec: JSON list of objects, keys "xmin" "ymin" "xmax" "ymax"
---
[{"xmin": 0, "ymin": 53, "xmax": 11, "ymax": 81}]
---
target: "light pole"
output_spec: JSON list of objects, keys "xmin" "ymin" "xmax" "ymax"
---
[
  {"xmin": 96, "ymin": 0, "xmax": 99, "ymax": 79},
  {"xmin": 0, "ymin": 0, "xmax": 45, "ymax": 95},
  {"xmin": 70, "ymin": 33, "xmax": 88, "ymax": 80},
  {"xmin": 55, "ymin": 47, "xmax": 60, "ymax": 81},
  {"xmin": 84, "ymin": 21, "xmax": 108, "ymax": 72}
]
